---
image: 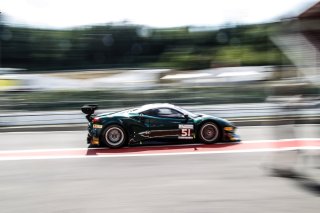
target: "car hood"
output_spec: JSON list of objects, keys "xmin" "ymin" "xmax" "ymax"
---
[{"xmin": 194, "ymin": 113, "xmax": 235, "ymax": 127}]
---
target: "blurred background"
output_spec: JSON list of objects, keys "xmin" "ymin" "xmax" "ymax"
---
[
  {"xmin": 0, "ymin": 1, "xmax": 319, "ymax": 211},
  {"xmin": 0, "ymin": 0, "xmax": 319, "ymax": 129},
  {"xmin": 0, "ymin": 0, "xmax": 319, "ymax": 126}
]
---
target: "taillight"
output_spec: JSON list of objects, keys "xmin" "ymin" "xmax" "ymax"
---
[{"xmin": 92, "ymin": 117, "xmax": 100, "ymax": 123}]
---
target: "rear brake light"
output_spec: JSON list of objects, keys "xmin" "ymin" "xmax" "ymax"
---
[{"xmin": 93, "ymin": 117, "xmax": 100, "ymax": 123}]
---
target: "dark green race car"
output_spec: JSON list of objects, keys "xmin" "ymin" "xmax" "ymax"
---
[{"xmin": 82, "ymin": 103, "xmax": 240, "ymax": 148}]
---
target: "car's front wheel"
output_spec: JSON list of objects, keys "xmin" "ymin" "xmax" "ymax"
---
[
  {"xmin": 198, "ymin": 122, "xmax": 221, "ymax": 144},
  {"xmin": 101, "ymin": 125, "xmax": 127, "ymax": 148}
]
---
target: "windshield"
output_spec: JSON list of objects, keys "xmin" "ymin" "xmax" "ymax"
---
[{"xmin": 173, "ymin": 106, "xmax": 197, "ymax": 118}]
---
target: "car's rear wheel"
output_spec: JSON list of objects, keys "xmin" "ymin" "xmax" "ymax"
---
[
  {"xmin": 198, "ymin": 122, "xmax": 221, "ymax": 144},
  {"xmin": 101, "ymin": 125, "xmax": 127, "ymax": 148}
]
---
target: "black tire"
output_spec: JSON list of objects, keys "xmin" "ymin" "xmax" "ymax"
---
[
  {"xmin": 198, "ymin": 122, "xmax": 221, "ymax": 144},
  {"xmin": 100, "ymin": 125, "xmax": 127, "ymax": 148}
]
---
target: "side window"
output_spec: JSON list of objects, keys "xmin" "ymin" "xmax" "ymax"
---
[
  {"xmin": 141, "ymin": 109, "xmax": 156, "ymax": 116},
  {"xmin": 155, "ymin": 108, "xmax": 184, "ymax": 118}
]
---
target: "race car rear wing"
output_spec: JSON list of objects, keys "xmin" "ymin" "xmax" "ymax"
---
[{"xmin": 81, "ymin": 104, "xmax": 98, "ymax": 121}]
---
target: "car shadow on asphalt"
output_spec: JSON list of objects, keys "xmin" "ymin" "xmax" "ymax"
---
[{"xmin": 86, "ymin": 141, "xmax": 241, "ymax": 156}]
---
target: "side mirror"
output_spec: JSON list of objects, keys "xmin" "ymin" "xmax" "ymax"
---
[{"xmin": 184, "ymin": 114, "xmax": 189, "ymax": 120}]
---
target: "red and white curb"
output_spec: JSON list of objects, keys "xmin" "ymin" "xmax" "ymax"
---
[{"xmin": 0, "ymin": 138, "xmax": 319, "ymax": 161}]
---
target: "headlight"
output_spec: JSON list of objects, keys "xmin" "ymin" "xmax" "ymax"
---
[{"xmin": 224, "ymin": 126, "xmax": 234, "ymax": 132}]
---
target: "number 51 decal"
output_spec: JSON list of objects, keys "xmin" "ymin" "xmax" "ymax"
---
[
  {"xmin": 181, "ymin": 129, "xmax": 191, "ymax": 137},
  {"xmin": 179, "ymin": 124, "xmax": 194, "ymax": 139}
]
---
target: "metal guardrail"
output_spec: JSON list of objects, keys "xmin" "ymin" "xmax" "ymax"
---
[{"xmin": 0, "ymin": 102, "xmax": 319, "ymax": 127}]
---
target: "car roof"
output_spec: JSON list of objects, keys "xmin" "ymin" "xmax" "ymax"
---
[{"xmin": 137, "ymin": 103, "xmax": 177, "ymax": 112}]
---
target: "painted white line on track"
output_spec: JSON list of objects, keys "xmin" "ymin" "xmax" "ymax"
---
[
  {"xmin": 0, "ymin": 130, "xmax": 86, "ymax": 134},
  {"xmin": 0, "ymin": 146, "xmax": 319, "ymax": 161},
  {"xmin": 0, "ymin": 147, "xmax": 102, "ymax": 153},
  {"xmin": 241, "ymin": 138, "xmax": 320, "ymax": 143}
]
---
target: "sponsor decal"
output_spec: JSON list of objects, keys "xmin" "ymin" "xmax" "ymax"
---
[
  {"xmin": 178, "ymin": 136, "xmax": 193, "ymax": 139},
  {"xmin": 93, "ymin": 124, "xmax": 103, "ymax": 129},
  {"xmin": 139, "ymin": 131, "xmax": 151, "ymax": 137},
  {"xmin": 179, "ymin": 124, "xmax": 194, "ymax": 139},
  {"xmin": 179, "ymin": 124, "xmax": 194, "ymax": 129}
]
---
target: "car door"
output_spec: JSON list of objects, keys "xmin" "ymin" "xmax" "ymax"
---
[{"xmin": 144, "ymin": 108, "xmax": 194, "ymax": 140}]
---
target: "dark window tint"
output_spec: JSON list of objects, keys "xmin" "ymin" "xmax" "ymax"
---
[
  {"xmin": 154, "ymin": 108, "xmax": 184, "ymax": 118},
  {"xmin": 141, "ymin": 109, "xmax": 156, "ymax": 116}
]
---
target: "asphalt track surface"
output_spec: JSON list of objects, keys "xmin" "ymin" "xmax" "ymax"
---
[{"xmin": 0, "ymin": 125, "xmax": 319, "ymax": 212}]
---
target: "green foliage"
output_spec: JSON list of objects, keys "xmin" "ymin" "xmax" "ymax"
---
[
  {"xmin": 0, "ymin": 23, "xmax": 289, "ymax": 70},
  {"xmin": 215, "ymin": 45, "xmax": 287, "ymax": 66},
  {"xmin": 160, "ymin": 49, "xmax": 212, "ymax": 70}
]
